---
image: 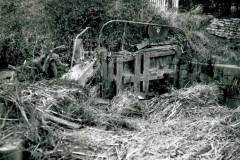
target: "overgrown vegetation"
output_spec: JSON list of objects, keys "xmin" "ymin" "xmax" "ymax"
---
[
  {"xmin": 162, "ymin": 11, "xmax": 240, "ymax": 65},
  {"xmin": 0, "ymin": 0, "xmax": 154, "ymax": 69},
  {"xmin": 0, "ymin": 0, "xmax": 24, "ymax": 68},
  {"xmin": 0, "ymin": 0, "xmax": 239, "ymax": 69},
  {"xmin": 1, "ymin": 0, "xmax": 240, "ymax": 159}
]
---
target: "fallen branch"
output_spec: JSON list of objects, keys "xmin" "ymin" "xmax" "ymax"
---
[
  {"xmin": 37, "ymin": 109, "xmax": 82, "ymax": 129},
  {"xmin": 0, "ymin": 118, "xmax": 19, "ymax": 121}
]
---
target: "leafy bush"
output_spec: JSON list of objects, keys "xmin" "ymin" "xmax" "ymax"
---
[
  {"xmin": 0, "ymin": 0, "xmax": 24, "ymax": 68},
  {"xmin": 0, "ymin": 0, "xmax": 154, "ymax": 68}
]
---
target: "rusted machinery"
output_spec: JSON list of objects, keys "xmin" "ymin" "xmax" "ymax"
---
[
  {"xmin": 99, "ymin": 43, "xmax": 183, "ymax": 98},
  {"xmin": 69, "ymin": 19, "xmax": 240, "ymax": 108},
  {"xmin": 98, "ymin": 20, "xmax": 190, "ymax": 98},
  {"xmin": 71, "ymin": 20, "xmax": 189, "ymax": 98}
]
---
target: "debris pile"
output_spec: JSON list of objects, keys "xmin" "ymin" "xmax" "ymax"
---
[
  {"xmin": 1, "ymin": 82, "xmax": 240, "ymax": 160},
  {"xmin": 0, "ymin": 80, "xmax": 88, "ymax": 159},
  {"xmin": 0, "ymin": 80, "xmax": 138, "ymax": 159},
  {"xmin": 111, "ymin": 92, "xmax": 147, "ymax": 118},
  {"xmin": 148, "ymin": 84, "xmax": 221, "ymax": 120},
  {"xmin": 102, "ymin": 84, "xmax": 240, "ymax": 160},
  {"xmin": 61, "ymin": 59, "xmax": 97, "ymax": 86},
  {"xmin": 55, "ymin": 84, "xmax": 240, "ymax": 160}
]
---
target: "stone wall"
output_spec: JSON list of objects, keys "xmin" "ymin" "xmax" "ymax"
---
[{"xmin": 206, "ymin": 18, "xmax": 240, "ymax": 39}]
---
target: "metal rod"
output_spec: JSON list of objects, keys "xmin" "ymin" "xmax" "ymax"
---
[{"xmin": 98, "ymin": 20, "xmax": 188, "ymax": 48}]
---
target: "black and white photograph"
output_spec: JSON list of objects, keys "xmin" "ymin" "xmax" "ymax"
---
[{"xmin": 0, "ymin": 0, "xmax": 240, "ymax": 159}]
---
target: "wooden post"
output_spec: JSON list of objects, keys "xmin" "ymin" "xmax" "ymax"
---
[
  {"xmin": 99, "ymin": 48, "xmax": 109, "ymax": 98},
  {"xmin": 116, "ymin": 58, "xmax": 123, "ymax": 94},
  {"xmin": 134, "ymin": 54, "xmax": 141, "ymax": 93},
  {"xmin": 143, "ymin": 53, "xmax": 150, "ymax": 94}
]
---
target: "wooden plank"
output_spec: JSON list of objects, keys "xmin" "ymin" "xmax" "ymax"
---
[
  {"xmin": 100, "ymin": 49, "xmax": 110, "ymax": 97},
  {"xmin": 134, "ymin": 54, "xmax": 141, "ymax": 93},
  {"xmin": 38, "ymin": 109, "xmax": 81, "ymax": 129},
  {"xmin": 143, "ymin": 53, "xmax": 150, "ymax": 93},
  {"xmin": 119, "ymin": 56, "xmax": 135, "ymax": 62},
  {"xmin": 108, "ymin": 57, "xmax": 114, "ymax": 82},
  {"xmin": 45, "ymin": 113, "xmax": 81, "ymax": 129},
  {"xmin": 120, "ymin": 69, "xmax": 175, "ymax": 83},
  {"xmin": 148, "ymin": 69, "xmax": 175, "ymax": 80},
  {"xmin": 116, "ymin": 57, "xmax": 123, "ymax": 94},
  {"xmin": 148, "ymin": 50, "xmax": 175, "ymax": 58},
  {"xmin": 123, "ymin": 74, "xmax": 134, "ymax": 84}
]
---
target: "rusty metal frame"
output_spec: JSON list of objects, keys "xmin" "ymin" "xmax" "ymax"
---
[
  {"xmin": 71, "ymin": 20, "xmax": 189, "ymax": 67},
  {"xmin": 98, "ymin": 20, "xmax": 189, "ymax": 98},
  {"xmin": 76, "ymin": 27, "xmax": 91, "ymax": 39},
  {"xmin": 98, "ymin": 20, "xmax": 188, "ymax": 48}
]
